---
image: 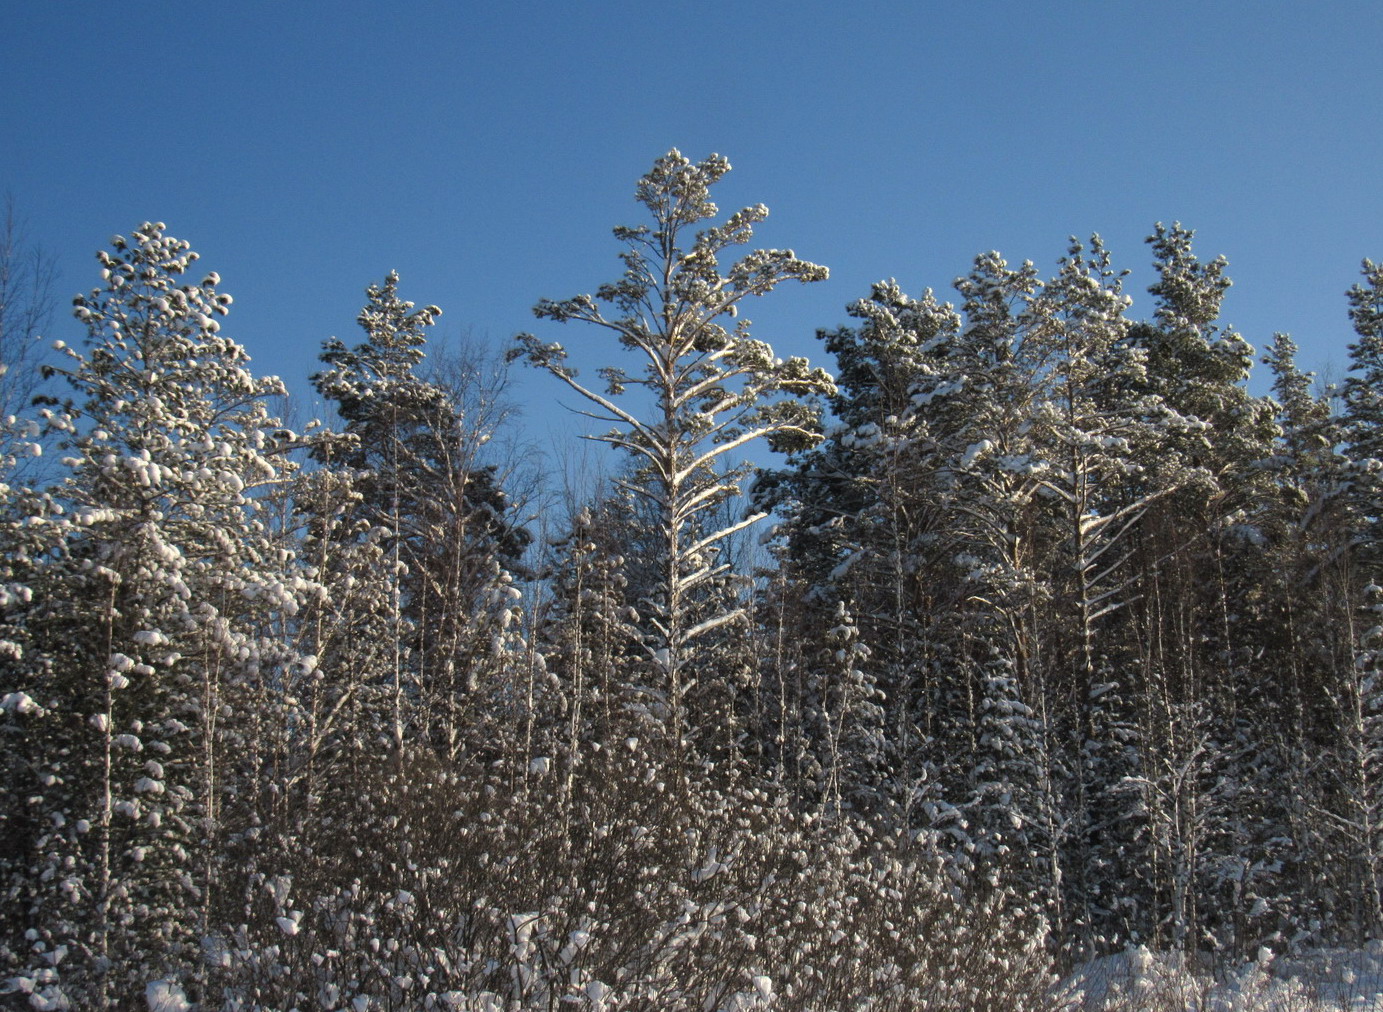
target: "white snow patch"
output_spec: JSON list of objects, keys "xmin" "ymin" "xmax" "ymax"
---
[
  {"xmin": 0, "ymin": 691, "xmax": 41, "ymax": 715},
  {"xmin": 1054, "ymin": 943, "xmax": 1383, "ymax": 1010},
  {"xmin": 145, "ymin": 978, "xmax": 191, "ymax": 1012},
  {"xmin": 960, "ymin": 439, "xmax": 993, "ymax": 469}
]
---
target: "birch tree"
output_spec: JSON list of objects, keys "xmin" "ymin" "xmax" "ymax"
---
[{"xmin": 0, "ymin": 198, "xmax": 57, "ymax": 476}]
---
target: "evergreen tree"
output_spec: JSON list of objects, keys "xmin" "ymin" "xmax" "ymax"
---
[
  {"xmin": 513, "ymin": 149, "xmax": 833, "ymax": 774},
  {"xmin": 1103, "ymin": 224, "xmax": 1278, "ymax": 954},
  {"xmin": 0, "ymin": 223, "xmax": 310, "ymax": 1007},
  {"xmin": 310, "ymin": 272, "xmax": 529, "ymax": 764},
  {"xmin": 1344, "ymin": 259, "xmax": 1383, "ymax": 568}
]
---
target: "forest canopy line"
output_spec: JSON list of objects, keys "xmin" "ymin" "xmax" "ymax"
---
[{"xmin": 2, "ymin": 148, "xmax": 1382, "ymax": 1010}]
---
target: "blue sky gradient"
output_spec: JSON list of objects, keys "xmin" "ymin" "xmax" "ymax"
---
[{"xmin": 4, "ymin": 2, "xmax": 1381, "ymax": 460}]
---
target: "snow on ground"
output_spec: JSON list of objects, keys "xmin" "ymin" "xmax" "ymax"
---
[
  {"xmin": 10, "ymin": 950, "xmax": 1383, "ymax": 1011},
  {"xmin": 1055, "ymin": 943, "xmax": 1383, "ymax": 1010}
]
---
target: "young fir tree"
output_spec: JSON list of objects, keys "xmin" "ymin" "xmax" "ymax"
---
[{"xmin": 513, "ymin": 149, "xmax": 833, "ymax": 775}]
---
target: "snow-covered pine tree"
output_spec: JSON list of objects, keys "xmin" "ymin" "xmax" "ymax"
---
[
  {"xmin": 1231, "ymin": 334, "xmax": 1347, "ymax": 948},
  {"xmin": 769, "ymin": 254, "xmax": 1061, "ymax": 933},
  {"xmin": 762, "ymin": 279, "xmax": 958, "ymax": 595},
  {"xmin": 0, "ymin": 223, "xmax": 311, "ymax": 1007},
  {"xmin": 1291, "ymin": 260, "xmax": 1383, "ymax": 944},
  {"xmin": 512, "ymin": 149, "xmax": 833, "ymax": 776},
  {"xmin": 1344, "ymin": 259, "xmax": 1383, "ymax": 569},
  {"xmin": 912, "ymin": 251, "xmax": 1056, "ymax": 864},
  {"xmin": 215, "ymin": 277, "xmax": 539, "ymax": 1010},
  {"xmin": 1018, "ymin": 236, "xmax": 1183, "ymax": 954},
  {"xmin": 757, "ymin": 280, "xmax": 960, "ymax": 822},
  {"xmin": 309, "ymin": 272, "xmax": 529, "ymax": 766},
  {"xmin": 1116, "ymin": 224, "xmax": 1277, "ymax": 955}
]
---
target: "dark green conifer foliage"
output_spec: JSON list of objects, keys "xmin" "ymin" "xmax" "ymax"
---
[{"xmin": 310, "ymin": 273, "xmax": 529, "ymax": 761}]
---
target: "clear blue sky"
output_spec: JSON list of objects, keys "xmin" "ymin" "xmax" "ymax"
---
[{"xmin": 4, "ymin": 2, "xmax": 1381, "ymax": 463}]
